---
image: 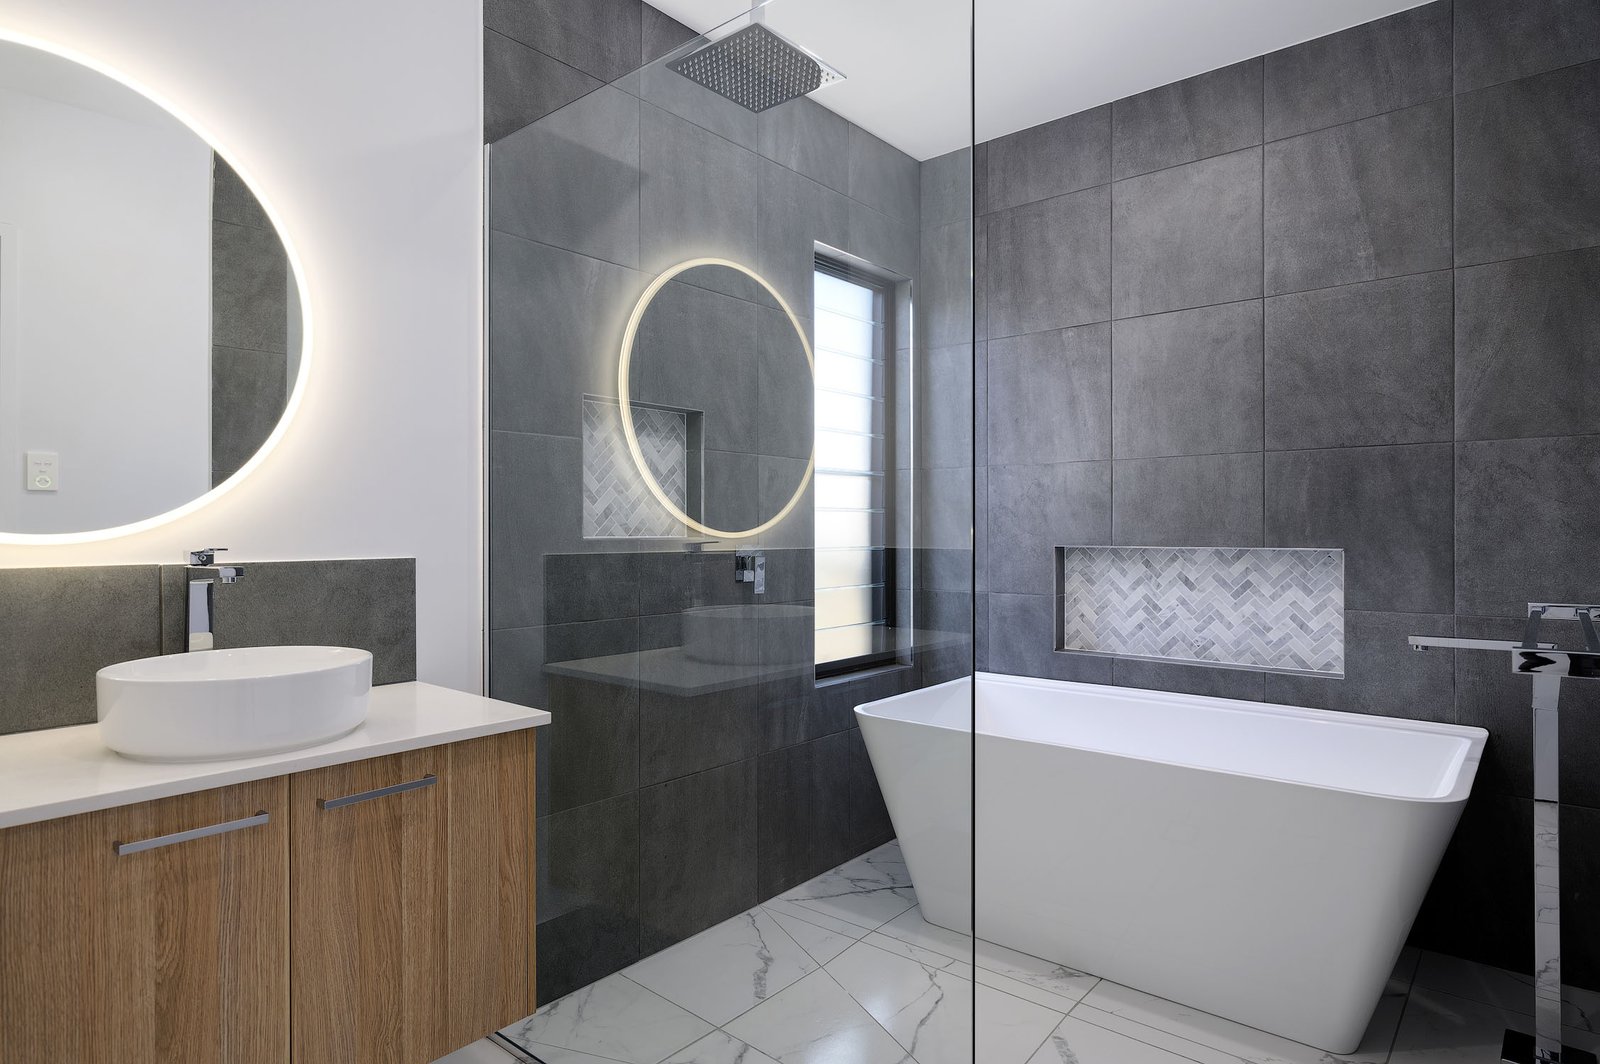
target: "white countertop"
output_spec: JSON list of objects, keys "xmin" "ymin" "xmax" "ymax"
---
[{"xmin": 0, "ymin": 682, "xmax": 549, "ymax": 830}]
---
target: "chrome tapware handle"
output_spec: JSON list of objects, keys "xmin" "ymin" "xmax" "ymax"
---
[
  {"xmin": 113, "ymin": 810, "xmax": 270, "ymax": 855},
  {"xmin": 317, "ymin": 774, "xmax": 437, "ymax": 811}
]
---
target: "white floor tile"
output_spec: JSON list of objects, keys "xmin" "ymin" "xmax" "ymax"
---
[
  {"xmin": 780, "ymin": 843, "xmax": 917, "ymax": 931},
  {"xmin": 1079, "ymin": 980, "xmax": 1396, "ymax": 1064},
  {"xmin": 723, "ymin": 969, "xmax": 912, "ymax": 1064},
  {"xmin": 1389, "ymin": 985, "xmax": 1527, "ymax": 1063},
  {"xmin": 626, "ymin": 907, "xmax": 818, "ymax": 1026},
  {"xmin": 762, "ymin": 901, "xmax": 865, "ymax": 965},
  {"xmin": 430, "ymin": 1040, "xmax": 517, "ymax": 1064},
  {"xmin": 1028, "ymin": 1015, "xmax": 1207, "ymax": 1064},
  {"xmin": 663, "ymin": 1030, "xmax": 784, "ymax": 1064},
  {"xmin": 502, "ymin": 974, "xmax": 712, "ymax": 1064},
  {"xmin": 875, "ymin": 907, "xmax": 975, "ymax": 965},
  {"xmin": 518, "ymin": 1043, "xmax": 636, "ymax": 1064},
  {"xmin": 1412, "ymin": 949, "xmax": 1600, "ymax": 1035},
  {"xmin": 863, "ymin": 930, "xmax": 978, "ymax": 979},
  {"xmin": 826, "ymin": 940, "xmax": 1062, "ymax": 1064}
]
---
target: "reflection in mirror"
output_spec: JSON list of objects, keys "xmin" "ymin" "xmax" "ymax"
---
[
  {"xmin": 619, "ymin": 260, "xmax": 812, "ymax": 540},
  {"xmin": 0, "ymin": 39, "xmax": 301, "ymax": 536}
]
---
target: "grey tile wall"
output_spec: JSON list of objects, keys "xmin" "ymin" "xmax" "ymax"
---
[
  {"xmin": 0, "ymin": 559, "xmax": 415, "ymax": 736},
  {"xmin": 487, "ymin": 0, "xmax": 964, "ymax": 1005},
  {"xmin": 974, "ymin": 0, "xmax": 1600, "ymax": 984}
]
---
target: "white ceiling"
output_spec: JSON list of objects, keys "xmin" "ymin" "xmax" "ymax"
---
[{"xmin": 646, "ymin": 0, "xmax": 1434, "ymax": 160}]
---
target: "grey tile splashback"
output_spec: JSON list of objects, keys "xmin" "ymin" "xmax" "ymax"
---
[
  {"xmin": 1058, "ymin": 546, "xmax": 1345, "ymax": 676},
  {"xmin": 0, "ymin": 558, "xmax": 415, "ymax": 736}
]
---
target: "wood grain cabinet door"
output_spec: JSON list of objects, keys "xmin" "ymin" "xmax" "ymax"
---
[
  {"xmin": 289, "ymin": 731, "xmax": 535, "ymax": 1064},
  {"xmin": 0, "ymin": 778, "xmax": 290, "ymax": 1064}
]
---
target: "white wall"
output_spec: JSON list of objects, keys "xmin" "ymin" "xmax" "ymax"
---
[
  {"xmin": 0, "ymin": 73, "xmax": 212, "ymax": 533},
  {"xmin": 0, "ymin": 0, "xmax": 486, "ymax": 691}
]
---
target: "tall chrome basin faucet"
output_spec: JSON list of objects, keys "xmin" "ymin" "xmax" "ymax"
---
[{"xmin": 186, "ymin": 547, "xmax": 245, "ymax": 652}]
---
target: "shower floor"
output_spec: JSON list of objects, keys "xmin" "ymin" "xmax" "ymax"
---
[{"xmin": 437, "ymin": 840, "xmax": 1600, "ymax": 1064}]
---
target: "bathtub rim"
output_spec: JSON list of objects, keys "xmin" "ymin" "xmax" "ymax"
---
[{"xmin": 854, "ymin": 671, "xmax": 1487, "ymax": 806}]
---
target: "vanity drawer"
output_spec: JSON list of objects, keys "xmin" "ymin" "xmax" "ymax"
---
[{"xmin": 0, "ymin": 777, "xmax": 290, "ymax": 1064}]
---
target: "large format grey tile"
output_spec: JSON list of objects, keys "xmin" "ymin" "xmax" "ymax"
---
[
  {"xmin": 537, "ymin": 796, "xmax": 644, "ymax": 1003},
  {"xmin": 1455, "ymin": 61, "xmax": 1600, "ymax": 266},
  {"xmin": 488, "ymin": 231, "xmax": 642, "ymax": 438},
  {"xmin": 757, "ymin": 157, "xmax": 849, "ymax": 322},
  {"xmin": 983, "ymin": 105, "xmax": 1110, "ymax": 212},
  {"xmin": 489, "ymin": 84, "xmax": 640, "ymax": 266},
  {"xmin": 642, "ymin": 6, "xmax": 697, "ymax": 66},
  {"xmin": 484, "ymin": 29, "xmax": 601, "ymax": 143},
  {"xmin": 920, "ymin": 219, "xmax": 974, "ymax": 351},
  {"xmin": 807, "ymin": 729, "xmax": 895, "ymax": 873},
  {"xmin": 490, "ymin": 431, "xmax": 583, "ymax": 630},
  {"xmin": 211, "ymin": 345, "xmax": 287, "ymax": 482},
  {"xmin": 987, "ymin": 323, "xmax": 1110, "ymax": 467},
  {"xmin": 1264, "ymin": 99, "xmax": 1453, "ymax": 295},
  {"xmin": 639, "ymin": 760, "xmax": 758, "ymax": 955},
  {"xmin": 640, "ymin": 103, "xmax": 759, "ymax": 278},
  {"xmin": 1263, "ymin": 0, "xmax": 1452, "ymax": 141},
  {"xmin": 985, "ymin": 185, "xmax": 1110, "ymax": 337},
  {"xmin": 1112, "ymin": 453, "xmax": 1264, "ymax": 547},
  {"xmin": 212, "ymin": 220, "xmax": 288, "ymax": 354},
  {"xmin": 844, "ymin": 201, "xmax": 918, "ymax": 280},
  {"xmin": 1112, "ymin": 148, "xmax": 1262, "ymax": 318},
  {"xmin": 757, "ymin": 745, "xmax": 813, "ymax": 900},
  {"xmin": 1111, "ymin": 301, "xmax": 1263, "ymax": 459},
  {"xmin": 988, "ymin": 460, "xmax": 1111, "ymax": 595},
  {"xmin": 988, "ymin": 594, "xmax": 1116, "ymax": 684},
  {"xmin": 1112, "ymin": 60, "xmax": 1262, "ymax": 180},
  {"xmin": 847, "ymin": 125, "xmax": 920, "ymax": 226},
  {"xmin": 632, "ymin": 59, "xmax": 758, "ymax": 151},
  {"xmin": 1456, "ymin": 435, "xmax": 1600, "ymax": 617},
  {"xmin": 1454, "ymin": 0, "xmax": 1600, "ymax": 92},
  {"xmin": 921, "ymin": 146, "xmax": 974, "ymax": 230},
  {"xmin": 1457, "ymin": 246, "xmax": 1600, "ymax": 441},
  {"xmin": 756, "ymin": 304, "xmax": 815, "ymax": 463},
  {"xmin": 157, "ymin": 559, "xmax": 416, "ymax": 685},
  {"xmin": 485, "ymin": 0, "xmax": 641, "ymax": 84},
  {"xmin": 638, "ymin": 680, "xmax": 757, "ymax": 788},
  {"xmin": 1265, "ymin": 611, "xmax": 1454, "ymax": 719},
  {"xmin": 629, "ymin": 277, "xmax": 759, "ymax": 453},
  {"xmin": 0, "ymin": 565, "xmax": 161, "ymax": 735},
  {"xmin": 210, "ymin": 156, "xmax": 269, "ymax": 230},
  {"xmin": 923, "ymin": 343, "xmax": 976, "ymax": 470},
  {"xmin": 759, "ymin": 97, "xmax": 849, "ymax": 194},
  {"xmin": 1266, "ymin": 443, "xmax": 1455, "ymax": 614},
  {"xmin": 1265, "ymin": 271, "xmax": 1454, "ymax": 449}
]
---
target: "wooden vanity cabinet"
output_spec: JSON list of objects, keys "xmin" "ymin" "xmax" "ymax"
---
[
  {"xmin": 0, "ymin": 729, "xmax": 536, "ymax": 1064},
  {"xmin": 0, "ymin": 777, "xmax": 290, "ymax": 1064},
  {"xmin": 289, "ymin": 730, "xmax": 537, "ymax": 1064}
]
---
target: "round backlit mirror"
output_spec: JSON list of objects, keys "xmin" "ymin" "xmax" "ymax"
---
[
  {"xmin": 619, "ymin": 259, "xmax": 813, "ymax": 540},
  {"xmin": 0, "ymin": 36, "xmax": 306, "ymax": 540}
]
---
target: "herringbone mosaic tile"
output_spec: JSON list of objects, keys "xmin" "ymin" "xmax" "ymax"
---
[
  {"xmin": 1059, "ymin": 546, "xmax": 1344, "ymax": 675},
  {"xmin": 583, "ymin": 397, "xmax": 692, "ymax": 539}
]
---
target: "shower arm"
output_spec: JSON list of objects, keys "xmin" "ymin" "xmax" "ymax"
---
[{"xmin": 1408, "ymin": 603, "xmax": 1600, "ymax": 1064}]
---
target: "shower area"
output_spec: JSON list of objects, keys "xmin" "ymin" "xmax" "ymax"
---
[{"xmin": 485, "ymin": 0, "xmax": 982, "ymax": 1059}]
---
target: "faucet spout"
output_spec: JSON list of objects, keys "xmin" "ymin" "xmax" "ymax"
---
[{"xmin": 186, "ymin": 548, "xmax": 245, "ymax": 651}]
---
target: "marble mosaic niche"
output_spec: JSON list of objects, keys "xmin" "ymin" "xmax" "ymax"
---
[
  {"xmin": 1058, "ymin": 546, "xmax": 1345, "ymax": 676},
  {"xmin": 581, "ymin": 396, "xmax": 696, "ymax": 539}
]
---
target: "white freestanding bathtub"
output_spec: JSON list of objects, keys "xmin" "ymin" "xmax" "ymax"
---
[{"xmin": 857, "ymin": 671, "xmax": 1486, "ymax": 1054}]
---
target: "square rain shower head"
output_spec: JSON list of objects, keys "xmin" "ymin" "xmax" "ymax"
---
[{"xmin": 667, "ymin": 23, "xmax": 844, "ymax": 113}]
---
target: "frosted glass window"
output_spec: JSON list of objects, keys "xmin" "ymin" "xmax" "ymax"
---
[{"xmin": 814, "ymin": 260, "xmax": 895, "ymax": 670}]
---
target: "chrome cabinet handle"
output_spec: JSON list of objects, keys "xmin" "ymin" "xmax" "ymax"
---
[
  {"xmin": 317, "ymin": 773, "xmax": 437, "ymax": 811},
  {"xmin": 114, "ymin": 810, "xmax": 270, "ymax": 856}
]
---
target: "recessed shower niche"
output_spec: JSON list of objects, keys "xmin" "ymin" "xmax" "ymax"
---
[{"xmin": 580, "ymin": 258, "xmax": 814, "ymax": 542}]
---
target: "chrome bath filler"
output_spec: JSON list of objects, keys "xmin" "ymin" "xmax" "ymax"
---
[{"xmin": 1410, "ymin": 604, "xmax": 1600, "ymax": 1064}]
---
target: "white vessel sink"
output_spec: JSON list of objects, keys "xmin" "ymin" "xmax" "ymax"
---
[
  {"xmin": 97, "ymin": 646, "xmax": 372, "ymax": 762},
  {"xmin": 683, "ymin": 604, "xmax": 814, "ymax": 667}
]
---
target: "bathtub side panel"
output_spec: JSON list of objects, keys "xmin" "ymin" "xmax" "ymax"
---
[
  {"xmin": 859, "ymin": 709, "xmax": 973, "ymax": 934},
  {"xmin": 975, "ymin": 733, "xmax": 1466, "ymax": 1052}
]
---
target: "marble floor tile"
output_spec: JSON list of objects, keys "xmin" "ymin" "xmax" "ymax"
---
[
  {"xmin": 1028, "ymin": 1015, "xmax": 1205, "ymax": 1064},
  {"xmin": 826, "ymin": 940, "xmax": 1063, "ymax": 1064},
  {"xmin": 1388, "ymin": 986, "xmax": 1528, "ymax": 1064},
  {"xmin": 779, "ymin": 842, "xmax": 917, "ymax": 932},
  {"xmin": 1079, "ymin": 980, "xmax": 1399, "ymax": 1064},
  {"xmin": 626, "ymin": 907, "xmax": 819, "ymax": 1026},
  {"xmin": 1067, "ymin": 1005, "xmax": 1243, "ymax": 1064},
  {"xmin": 761, "ymin": 901, "xmax": 865, "ymax": 965},
  {"xmin": 875, "ymin": 907, "xmax": 975, "ymax": 964},
  {"xmin": 664, "ymin": 1030, "xmax": 784, "ymax": 1064},
  {"xmin": 502, "ymin": 974, "xmax": 713, "ymax": 1064},
  {"xmin": 862, "ymin": 930, "xmax": 979, "ymax": 979},
  {"xmin": 1412, "ymin": 949, "xmax": 1600, "ymax": 1037},
  {"xmin": 430, "ymin": 1040, "xmax": 517, "ymax": 1064},
  {"xmin": 517, "ymin": 1043, "xmax": 638, "ymax": 1064},
  {"xmin": 723, "ymin": 968, "xmax": 912, "ymax": 1064}
]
